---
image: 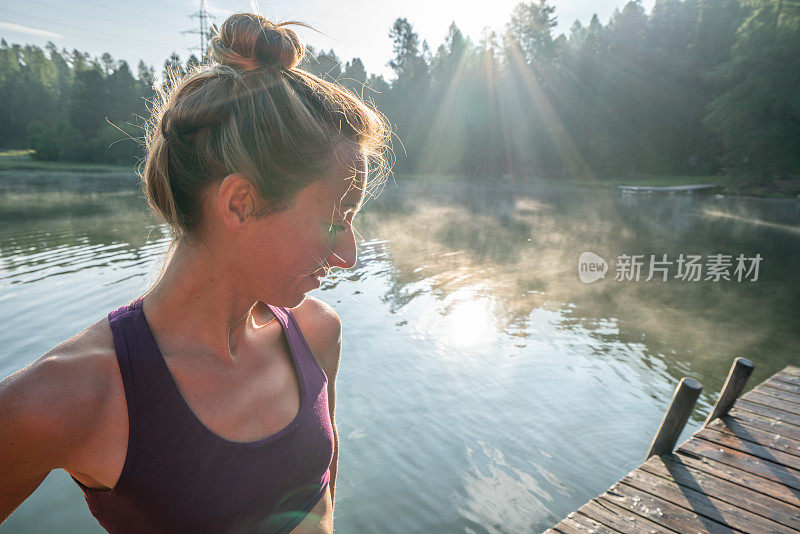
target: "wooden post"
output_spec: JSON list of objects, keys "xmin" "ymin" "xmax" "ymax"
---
[
  {"xmin": 703, "ymin": 357, "xmax": 755, "ymax": 427},
  {"xmin": 645, "ymin": 377, "xmax": 702, "ymax": 460}
]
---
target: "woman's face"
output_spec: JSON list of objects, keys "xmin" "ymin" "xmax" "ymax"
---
[{"xmin": 242, "ymin": 150, "xmax": 367, "ymax": 308}]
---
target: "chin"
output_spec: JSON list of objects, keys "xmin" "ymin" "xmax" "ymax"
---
[
  {"xmin": 290, "ymin": 292, "xmax": 310, "ymax": 309},
  {"xmin": 266, "ymin": 289, "xmax": 310, "ymax": 310},
  {"xmin": 259, "ymin": 276, "xmax": 319, "ymax": 309}
]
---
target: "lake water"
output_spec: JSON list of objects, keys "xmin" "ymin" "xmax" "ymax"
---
[{"xmin": 1, "ymin": 174, "xmax": 798, "ymax": 533}]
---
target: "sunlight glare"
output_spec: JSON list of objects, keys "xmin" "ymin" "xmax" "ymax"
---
[{"xmin": 440, "ymin": 293, "xmax": 497, "ymax": 350}]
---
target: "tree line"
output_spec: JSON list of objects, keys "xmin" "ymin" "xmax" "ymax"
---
[{"xmin": 0, "ymin": 0, "xmax": 797, "ymax": 179}]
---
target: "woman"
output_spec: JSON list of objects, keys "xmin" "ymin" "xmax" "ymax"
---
[{"xmin": 0, "ymin": 12, "xmax": 389, "ymax": 533}]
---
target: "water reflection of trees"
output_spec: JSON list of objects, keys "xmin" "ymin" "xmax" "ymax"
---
[
  {"xmin": 0, "ymin": 188, "xmax": 168, "ymax": 280},
  {"xmin": 358, "ymin": 181, "xmax": 799, "ymax": 388}
]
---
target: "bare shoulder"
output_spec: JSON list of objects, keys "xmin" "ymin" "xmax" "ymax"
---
[
  {"xmin": 0, "ymin": 317, "xmax": 118, "ymax": 469},
  {"xmin": 291, "ymin": 296, "xmax": 342, "ymax": 379}
]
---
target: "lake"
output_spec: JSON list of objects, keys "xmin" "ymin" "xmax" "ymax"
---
[{"xmin": 1, "ymin": 173, "xmax": 798, "ymax": 533}]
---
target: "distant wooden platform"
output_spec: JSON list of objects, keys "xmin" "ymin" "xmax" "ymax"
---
[
  {"xmin": 546, "ymin": 365, "xmax": 800, "ymax": 533},
  {"xmin": 619, "ymin": 184, "xmax": 720, "ymax": 194}
]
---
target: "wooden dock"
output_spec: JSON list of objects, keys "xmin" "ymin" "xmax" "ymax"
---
[
  {"xmin": 547, "ymin": 364, "xmax": 800, "ymax": 533},
  {"xmin": 618, "ymin": 184, "xmax": 721, "ymax": 194}
]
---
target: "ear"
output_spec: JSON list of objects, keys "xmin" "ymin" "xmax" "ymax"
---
[{"xmin": 215, "ymin": 174, "xmax": 256, "ymax": 233}]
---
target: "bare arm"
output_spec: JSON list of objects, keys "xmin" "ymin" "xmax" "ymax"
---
[
  {"xmin": 0, "ymin": 351, "xmax": 108, "ymax": 523},
  {"xmin": 0, "ymin": 361, "xmax": 52, "ymax": 523}
]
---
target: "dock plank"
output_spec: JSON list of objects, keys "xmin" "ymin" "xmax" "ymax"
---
[
  {"xmin": 758, "ymin": 384, "xmax": 800, "ymax": 407},
  {"xmin": 771, "ymin": 373, "xmax": 800, "ymax": 389},
  {"xmin": 617, "ymin": 467, "xmax": 796, "ymax": 533},
  {"xmin": 728, "ymin": 407, "xmax": 800, "ymax": 441},
  {"xmin": 617, "ymin": 184, "xmax": 721, "ymax": 193},
  {"xmin": 576, "ymin": 499, "xmax": 672, "ymax": 534},
  {"xmin": 671, "ymin": 450, "xmax": 800, "ymax": 508},
  {"xmin": 707, "ymin": 416, "xmax": 800, "ymax": 458},
  {"xmin": 735, "ymin": 399, "xmax": 800, "ymax": 428},
  {"xmin": 559, "ymin": 511, "xmax": 621, "ymax": 533},
  {"xmin": 744, "ymin": 392, "xmax": 800, "ymax": 416},
  {"xmin": 550, "ymin": 515, "xmax": 609, "ymax": 534},
  {"xmin": 762, "ymin": 377, "xmax": 800, "ymax": 395},
  {"xmin": 695, "ymin": 428, "xmax": 800, "ymax": 471},
  {"xmin": 778, "ymin": 366, "xmax": 800, "ymax": 377},
  {"xmin": 760, "ymin": 378, "xmax": 800, "ymax": 393},
  {"xmin": 598, "ymin": 481, "xmax": 732, "ymax": 534},
  {"xmin": 639, "ymin": 455, "xmax": 800, "ymax": 530},
  {"xmin": 678, "ymin": 438, "xmax": 800, "ymax": 492}
]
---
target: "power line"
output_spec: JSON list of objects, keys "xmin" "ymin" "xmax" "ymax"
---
[
  {"xmin": 78, "ymin": 0, "xmax": 178, "ymax": 29},
  {"xmin": 128, "ymin": 0, "xmax": 190, "ymax": 17},
  {"xmin": 0, "ymin": 3, "xmax": 215, "ymax": 70},
  {"xmin": 19, "ymin": 0, "xmax": 175, "ymax": 32},
  {"xmin": 0, "ymin": 7, "xmax": 144, "ymax": 46}
]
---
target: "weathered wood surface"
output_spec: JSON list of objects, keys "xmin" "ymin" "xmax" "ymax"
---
[
  {"xmin": 640, "ymin": 455, "xmax": 800, "ymax": 530},
  {"xmin": 549, "ymin": 365, "xmax": 800, "ymax": 533},
  {"xmin": 737, "ymin": 398, "xmax": 800, "ymax": 427},
  {"xmin": 618, "ymin": 184, "xmax": 721, "ymax": 193},
  {"xmin": 703, "ymin": 357, "xmax": 754, "ymax": 427},
  {"xmin": 645, "ymin": 377, "xmax": 702, "ymax": 460},
  {"xmin": 726, "ymin": 406, "xmax": 800, "ymax": 441},
  {"xmin": 758, "ymin": 383, "xmax": 800, "ymax": 406},
  {"xmin": 575, "ymin": 499, "xmax": 671, "ymax": 534},
  {"xmin": 762, "ymin": 377, "xmax": 800, "ymax": 395},
  {"xmin": 705, "ymin": 415, "xmax": 800, "ymax": 457},
  {"xmin": 678, "ymin": 436, "xmax": 800, "ymax": 492},
  {"xmin": 669, "ymin": 449, "xmax": 800, "ymax": 508}
]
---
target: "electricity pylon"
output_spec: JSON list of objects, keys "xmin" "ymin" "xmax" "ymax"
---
[{"xmin": 182, "ymin": 0, "xmax": 216, "ymax": 62}]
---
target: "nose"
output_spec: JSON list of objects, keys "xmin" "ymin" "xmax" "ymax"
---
[{"xmin": 327, "ymin": 225, "xmax": 357, "ymax": 270}]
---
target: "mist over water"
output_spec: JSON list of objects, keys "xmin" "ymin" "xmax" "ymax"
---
[{"xmin": 1, "ymin": 175, "xmax": 798, "ymax": 533}]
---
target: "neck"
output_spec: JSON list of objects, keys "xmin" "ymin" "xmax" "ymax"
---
[{"xmin": 141, "ymin": 239, "xmax": 257, "ymax": 364}]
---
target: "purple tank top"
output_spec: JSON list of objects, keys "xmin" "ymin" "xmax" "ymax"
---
[{"xmin": 71, "ymin": 299, "xmax": 334, "ymax": 533}]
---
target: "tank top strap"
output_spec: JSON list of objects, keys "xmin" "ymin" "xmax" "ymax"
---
[
  {"xmin": 108, "ymin": 298, "xmax": 186, "ymax": 412},
  {"xmin": 266, "ymin": 304, "xmax": 328, "ymax": 386},
  {"xmin": 107, "ymin": 300, "xmax": 137, "ymax": 321},
  {"xmin": 105, "ymin": 298, "xmax": 195, "ymax": 490}
]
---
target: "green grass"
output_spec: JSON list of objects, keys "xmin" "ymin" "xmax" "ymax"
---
[{"xmin": 0, "ymin": 149, "xmax": 134, "ymax": 173}]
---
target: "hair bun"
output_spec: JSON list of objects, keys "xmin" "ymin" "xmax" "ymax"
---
[{"xmin": 211, "ymin": 13, "xmax": 304, "ymax": 71}]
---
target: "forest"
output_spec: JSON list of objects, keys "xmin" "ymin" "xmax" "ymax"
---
[{"xmin": 0, "ymin": 0, "xmax": 798, "ymax": 183}]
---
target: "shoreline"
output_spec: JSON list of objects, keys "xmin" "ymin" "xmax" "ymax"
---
[
  {"xmin": 398, "ymin": 173, "xmax": 800, "ymax": 201},
  {"xmin": 0, "ymin": 168, "xmax": 140, "ymax": 195},
  {"xmin": 1, "ymin": 162, "xmax": 797, "ymax": 202}
]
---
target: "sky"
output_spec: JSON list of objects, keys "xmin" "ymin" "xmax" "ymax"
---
[{"xmin": 0, "ymin": 0, "xmax": 655, "ymax": 80}]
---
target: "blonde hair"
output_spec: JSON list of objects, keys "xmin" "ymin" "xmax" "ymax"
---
[{"xmin": 142, "ymin": 12, "xmax": 391, "ymax": 240}]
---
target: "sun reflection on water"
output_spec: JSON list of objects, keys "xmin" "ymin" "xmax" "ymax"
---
[{"xmin": 419, "ymin": 287, "xmax": 499, "ymax": 352}]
